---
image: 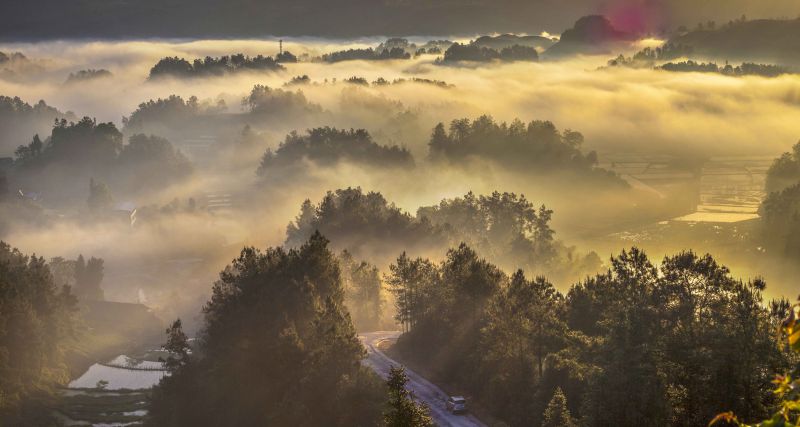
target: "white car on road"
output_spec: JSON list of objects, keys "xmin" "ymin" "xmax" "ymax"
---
[{"xmin": 446, "ymin": 396, "xmax": 467, "ymax": 414}]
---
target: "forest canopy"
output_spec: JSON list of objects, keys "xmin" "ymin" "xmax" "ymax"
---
[
  {"xmin": 0, "ymin": 96, "xmax": 74, "ymax": 155},
  {"xmin": 390, "ymin": 246, "xmax": 787, "ymax": 426},
  {"xmin": 428, "ymin": 116, "xmax": 625, "ymax": 186},
  {"xmin": 258, "ymin": 128, "xmax": 413, "ymax": 176},
  {"xmin": 12, "ymin": 118, "xmax": 192, "ymax": 201},
  {"xmin": 320, "ymin": 47, "xmax": 411, "ymax": 63},
  {"xmin": 443, "ymin": 43, "xmax": 539, "ymax": 62},
  {"xmin": 147, "ymin": 233, "xmax": 385, "ymax": 426},
  {"xmin": 0, "ymin": 242, "xmax": 77, "ymax": 424},
  {"xmin": 149, "ymin": 54, "xmax": 284, "ymax": 79},
  {"xmin": 285, "ymin": 188, "xmax": 601, "ymax": 283},
  {"xmin": 759, "ymin": 142, "xmax": 800, "ymax": 256}
]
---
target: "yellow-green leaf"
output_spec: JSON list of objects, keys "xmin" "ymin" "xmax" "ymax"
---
[
  {"xmin": 710, "ymin": 412, "xmax": 739, "ymax": 426},
  {"xmin": 789, "ymin": 324, "xmax": 800, "ymax": 352}
]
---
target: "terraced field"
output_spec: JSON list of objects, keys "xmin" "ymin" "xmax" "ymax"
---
[
  {"xmin": 55, "ymin": 354, "xmax": 168, "ymax": 426},
  {"xmin": 55, "ymin": 389, "xmax": 149, "ymax": 427},
  {"xmin": 603, "ymin": 154, "xmax": 772, "ymax": 223}
]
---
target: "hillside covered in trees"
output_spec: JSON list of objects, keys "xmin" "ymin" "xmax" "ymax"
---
[
  {"xmin": 147, "ymin": 234, "xmax": 387, "ymax": 426},
  {"xmin": 442, "ymin": 43, "xmax": 539, "ymax": 63},
  {"xmin": 428, "ymin": 116, "xmax": 625, "ymax": 186},
  {"xmin": 258, "ymin": 128, "xmax": 413, "ymax": 176},
  {"xmin": 285, "ymin": 188, "xmax": 602, "ymax": 284},
  {"xmin": 389, "ymin": 245, "xmax": 788, "ymax": 426},
  {"xmin": 658, "ymin": 61, "xmax": 787, "ymax": 77},
  {"xmin": 0, "ymin": 242, "xmax": 78, "ymax": 424},
  {"xmin": 759, "ymin": 142, "xmax": 800, "ymax": 256},
  {"xmin": 0, "ymin": 96, "xmax": 74, "ymax": 155},
  {"xmin": 320, "ymin": 47, "xmax": 411, "ymax": 63},
  {"xmin": 11, "ymin": 117, "xmax": 192, "ymax": 204},
  {"xmin": 667, "ymin": 18, "xmax": 800, "ymax": 66},
  {"xmin": 149, "ymin": 54, "xmax": 284, "ymax": 79}
]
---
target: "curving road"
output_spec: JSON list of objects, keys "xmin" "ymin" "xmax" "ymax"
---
[{"xmin": 360, "ymin": 331, "xmax": 487, "ymax": 427}]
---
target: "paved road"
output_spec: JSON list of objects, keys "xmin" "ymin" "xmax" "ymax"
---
[{"xmin": 360, "ymin": 331, "xmax": 487, "ymax": 427}]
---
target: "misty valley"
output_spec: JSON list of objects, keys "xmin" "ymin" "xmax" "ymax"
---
[{"xmin": 2, "ymin": 8, "xmax": 800, "ymax": 427}]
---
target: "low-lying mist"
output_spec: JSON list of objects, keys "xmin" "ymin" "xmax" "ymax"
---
[
  {"xmin": 3, "ymin": 37, "xmax": 800, "ymax": 329},
  {"xmin": 3, "ymin": 38, "xmax": 800, "ymax": 157}
]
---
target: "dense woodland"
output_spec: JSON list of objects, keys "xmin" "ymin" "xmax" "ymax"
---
[
  {"xmin": 122, "ymin": 95, "xmax": 228, "ymax": 135},
  {"xmin": 320, "ymin": 48, "xmax": 411, "ymax": 63},
  {"xmin": 0, "ymin": 96, "xmax": 73, "ymax": 154},
  {"xmin": 659, "ymin": 61, "xmax": 788, "ymax": 77},
  {"xmin": 1, "ymin": 226, "xmax": 797, "ymax": 426},
  {"xmin": 258, "ymin": 128, "xmax": 413, "ymax": 176},
  {"xmin": 243, "ymin": 85, "xmax": 324, "ymax": 118},
  {"xmin": 428, "ymin": 116, "xmax": 625, "ymax": 186},
  {"xmin": 667, "ymin": 18, "xmax": 800, "ymax": 66},
  {"xmin": 11, "ymin": 118, "xmax": 192, "ymax": 202},
  {"xmin": 141, "ymin": 224, "xmax": 799, "ymax": 426},
  {"xmin": 760, "ymin": 142, "xmax": 800, "ymax": 256},
  {"xmin": 147, "ymin": 234, "xmax": 388, "ymax": 426},
  {"xmin": 609, "ymin": 18, "xmax": 800, "ymax": 70},
  {"xmin": 471, "ymin": 34, "xmax": 555, "ymax": 51},
  {"xmin": 285, "ymin": 188, "xmax": 444, "ymax": 261},
  {"xmin": 149, "ymin": 54, "xmax": 284, "ymax": 79},
  {"xmin": 607, "ymin": 48, "xmax": 792, "ymax": 79},
  {"xmin": 285, "ymin": 188, "xmax": 602, "ymax": 285},
  {"xmin": 0, "ymin": 242, "xmax": 78, "ymax": 424},
  {"xmin": 442, "ymin": 43, "xmax": 539, "ymax": 62},
  {"xmin": 120, "ymin": 86, "xmax": 329, "ymax": 144},
  {"xmin": 630, "ymin": 43, "xmax": 695, "ymax": 63},
  {"xmin": 389, "ymin": 246, "xmax": 790, "ymax": 426}
]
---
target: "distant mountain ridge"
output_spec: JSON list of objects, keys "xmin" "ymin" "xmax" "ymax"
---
[
  {"xmin": 544, "ymin": 15, "xmax": 636, "ymax": 58},
  {"xmin": 667, "ymin": 18, "xmax": 800, "ymax": 66}
]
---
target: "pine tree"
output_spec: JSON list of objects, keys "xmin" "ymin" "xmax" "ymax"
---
[
  {"xmin": 428, "ymin": 122, "xmax": 450, "ymax": 156},
  {"xmin": 0, "ymin": 242, "xmax": 77, "ymax": 424},
  {"xmin": 384, "ymin": 365, "xmax": 434, "ymax": 427},
  {"xmin": 542, "ymin": 387, "xmax": 576, "ymax": 427},
  {"xmin": 162, "ymin": 319, "xmax": 189, "ymax": 372}
]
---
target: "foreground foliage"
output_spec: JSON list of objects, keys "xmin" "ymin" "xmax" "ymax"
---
[
  {"xmin": 286, "ymin": 187, "xmax": 601, "ymax": 284},
  {"xmin": 383, "ymin": 366, "xmax": 433, "ymax": 427},
  {"xmin": 0, "ymin": 241, "xmax": 77, "ymax": 424},
  {"xmin": 147, "ymin": 233, "xmax": 385, "ymax": 426},
  {"xmin": 711, "ymin": 300, "xmax": 800, "ymax": 427},
  {"xmin": 391, "ymin": 245, "xmax": 787, "ymax": 426}
]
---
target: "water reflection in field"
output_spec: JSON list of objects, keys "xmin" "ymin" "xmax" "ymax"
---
[{"xmin": 603, "ymin": 154, "xmax": 772, "ymax": 224}]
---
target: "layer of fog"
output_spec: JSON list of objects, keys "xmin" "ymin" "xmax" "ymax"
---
[
  {"xmin": 3, "ymin": 38, "xmax": 800, "ymax": 157},
  {"xmin": 3, "ymin": 38, "xmax": 800, "ymax": 326}
]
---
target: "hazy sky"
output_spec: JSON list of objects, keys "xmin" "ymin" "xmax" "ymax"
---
[{"xmin": 1, "ymin": 0, "xmax": 799, "ymax": 39}]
